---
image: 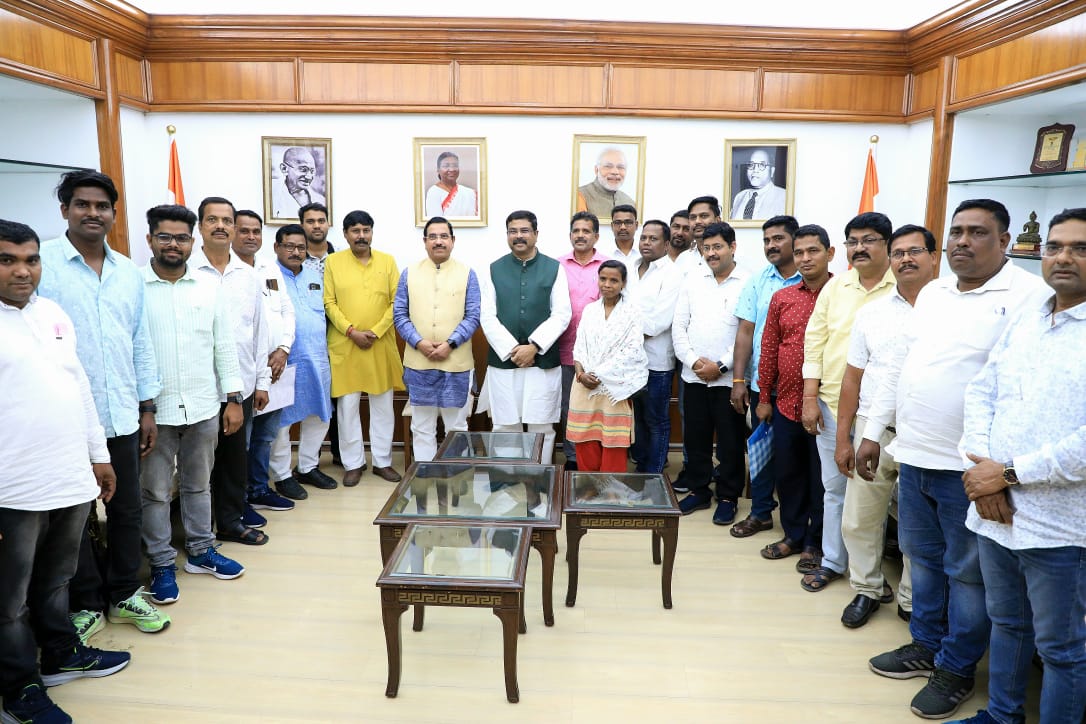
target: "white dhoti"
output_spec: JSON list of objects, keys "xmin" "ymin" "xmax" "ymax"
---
[{"xmin": 478, "ymin": 366, "xmax": 562, "ymax": 425}]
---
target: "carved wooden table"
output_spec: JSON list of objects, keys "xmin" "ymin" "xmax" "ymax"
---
[
  {"xmin": 563, "ymin": 472, "xmax": 680, "ymax": 609},
  {"xmin": 374, "ymin": 461, "xmax": 561, "ymax": 628},
  {"xmin": 434, "ymin": 430, "xmax": 544, "ymax": 464},
  {"xmin": 376, "ymin": 523, "xmax": 531, "ymax": 703}
]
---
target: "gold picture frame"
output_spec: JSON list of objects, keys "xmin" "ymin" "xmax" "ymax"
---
[
  {"xmin": 571, "ymin": 135, "xmax": 647, "ymax": 224},
  {"xmin": 723, "ymin": 139, "xmax": 797, "ymax": 228},
  {"xmin": 414, "ymin": 137, "xmax": 488, "ymax": 228},
  {"xmin": 262, "ymin": 137, "xmax": 332, "ymax": 226}
]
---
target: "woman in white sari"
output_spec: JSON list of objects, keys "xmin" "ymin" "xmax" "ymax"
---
[{"xmin": 566, "ymin": 260, "xmax": 648, "ymax": 472}]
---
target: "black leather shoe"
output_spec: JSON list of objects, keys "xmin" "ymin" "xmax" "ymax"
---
[
  {"xmin": 898, "ymin": 605, "xmax": 912, "ymax": 623},
  {"xmin": 295, "ymin": 467, "xmax": 337, "ymax": 490},
  {"xmin": 841, "ymin": 594, "xmax": 880, "ymax": 628},
  {"xmin": 274, "ymin": 476, "xmax": 308, "ymax": 500}
]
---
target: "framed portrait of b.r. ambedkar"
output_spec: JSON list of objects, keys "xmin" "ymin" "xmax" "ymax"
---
[
  {"xmin": 414, "ymin": 138, "xmax": 487, "ymax": 228},
  {"xmin": 571, "ymin": 135, "xmax": 646, "ymax": 224},
  {"xmin": 262, "ymin": 137, "xmax": 332, "ymax": 225},
  {"xmin": 723, "ymin": 139, "xmax": 796, "ymax": 228}
]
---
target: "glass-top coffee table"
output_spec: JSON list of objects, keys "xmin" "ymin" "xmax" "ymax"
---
[
  {"xmin": 377, "ymin": 522, "xmax": 530, "ymax": 703},
  {"xmin": 563, "ymin": 472, "xmax": 680, "ymax": 609},
  {"xmin": 374, "ymin": 461, "xmax": 561, "ymax": 626},
  {"xmin": 434, "ymin": 431, "xmax": 544, "ymax": 463}
]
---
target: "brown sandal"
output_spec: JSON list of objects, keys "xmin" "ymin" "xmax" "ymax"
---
[
  {"xmin": 795, "ymin": 547, "xmax": 823, "ymax": 574},
  {"xmin": 760, "ymin": 537, "xmax": 800, "ymax": 560},
  {"xmin": 730, "ymin": 515, "xmax": 774, "ymax": 538}
]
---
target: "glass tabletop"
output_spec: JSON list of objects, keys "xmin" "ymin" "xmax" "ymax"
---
[
  {"xmin": 435, "ymin": 431, "xmax": 542, "ymax": 462},
  {"xmin": 567, "ymin": 473, "xmax": 673, "ymax": 509},
  {"xmin": 384, "ymin": 462, "xmax": 556, "ymax": 521},
  {"xmin": 386, "ymin": 524, "xmax": 525, "ymax": 580}
]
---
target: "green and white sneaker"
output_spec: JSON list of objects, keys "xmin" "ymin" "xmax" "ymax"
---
[
  {"xmin": 107, "ymin": 587, "xmax": 171, "ymax": 633},
  {"xmin": 69, "ymin": 610, "xmax": 104, "ymax": 645}
]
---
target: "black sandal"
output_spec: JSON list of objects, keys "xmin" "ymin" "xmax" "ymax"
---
[
  {"xmin": 800, "ymin": 566, "xmax": 841, "ymax": 592},
  {"xmin": 217, "ymin": 524, "xmax": 269, "ymax": 546}
]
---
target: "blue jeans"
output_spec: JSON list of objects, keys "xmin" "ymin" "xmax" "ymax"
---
[
  {"xmin": 247, "ymin": 407, "xmax": 283, "ymax": 495},
  {"xmin": 632, "ymin": 370, "xmax": 672, "ymax": 474},
  {"xmin": 748, "ymin": 390, "xmax": 777, "ymax": 520},
  {"xmin": 978, "ymin": 537, "xmax": 1086, "ymax": 724},
  {"xmin": 898, "ymin": 464, "xmax": 990, "ymax": 678}
]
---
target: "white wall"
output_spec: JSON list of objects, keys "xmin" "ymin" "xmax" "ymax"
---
[
  {"xmin": 120, "ymin": 111, "xmax": 932, "ymax": 272},
  {"xmin": 0, "ymin": 75, "xmax": 100, "ymax": 239}
]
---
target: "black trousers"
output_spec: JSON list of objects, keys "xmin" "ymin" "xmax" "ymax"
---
[
  {"xmin": 772, "ymin": 407, "xmax": 823, "ymax": 549},
  {"xmin": 211, "ymin": 396, "xmax": 254, "ymax": 530},
  {"xmin": 682, "ymin": 381, "xmax": 747, "ymax": 501},
  {"xmin": 69, "ymin": 432, "xmax": 143, "ymax": 611},
  {"xmin": 0, "ymin": 503, "xmax": 87, "ymax": 697}
]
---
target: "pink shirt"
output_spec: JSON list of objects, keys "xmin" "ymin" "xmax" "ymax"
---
[{"xmin": 557, "ymin": 249, "xmax": 609, "ymax": 365}]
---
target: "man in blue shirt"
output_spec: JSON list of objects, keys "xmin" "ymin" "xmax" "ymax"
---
[
  {"xmin": 38, "ymin": 170, "xmax": 170, "ymax": 638},
  {"xmin": 268, "ymin": 224, "xmax": 336, "ymax": 495},
  {"xmin": 728, "ymin": 215, "xmax": 801, "ymax": 538}
]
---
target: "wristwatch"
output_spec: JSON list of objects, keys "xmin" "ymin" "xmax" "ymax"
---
[
  {"xmin": 447, "ymin": 338, "xmax": 459, "ymax": 349},
  {"xmin": 226, "ymin": 393, "xmax": 244, "ymax": 405},
  {"xmin": 1002, "ymin": 465, "xmax": 1019, "ymax": 485},
  {"xmin": 717, "ymin": 361, "xmax": 730, "ymax": 376}
]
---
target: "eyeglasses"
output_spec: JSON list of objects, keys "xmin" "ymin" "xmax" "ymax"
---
[
  {"xmin": 890, "ymin": 246, "xmax": 929, "ymax": 260},
  {"xmin": 426, "ymin": 233, "xmax": 452, "ymax": 241},
  {"xmin": 747, "ymin": 162, "xmax": 770, "ymax": 172},
  {"xmin": 277, "ymin": 243, "xmax": 307, "ymax": 253},
  {"xmin": 507, "ymin": 227, "xmax": 534, "ymax": 237},
  {"xmin": 153, "ymin": 233, "xmax": 193, "ymax": 245},
  {"xmin": 283, "ymin": 162, "xmax": 315, "ymax": 175},
  {"xmin": 844, "ymin": 236, "xmax": 885, "ymax": 249},
  {"xmin": 612, "ymin": 219, "xmax": 638, "ymax": 227},
  {"xmin": 1042, "ymin": 242, "xmax": 1086, "ymax": 258}
]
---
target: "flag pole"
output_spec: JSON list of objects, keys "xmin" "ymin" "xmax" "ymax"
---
[{"xmin": 166, "ymin": 125, "xmax": 186, "ymax": 206}]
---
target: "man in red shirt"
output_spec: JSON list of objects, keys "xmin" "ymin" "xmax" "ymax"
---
[{"xmin": 756, "ymin": 224, "xmax": 835, "ymax": 570}]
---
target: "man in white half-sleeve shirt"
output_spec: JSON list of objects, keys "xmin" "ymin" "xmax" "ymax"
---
[
  {"xmin": 956, "ymin": 208, "xmax": 1086, "ymax": 724},
  {"xmin": 672, "ymin": 221, "xmax": 749, "ymax": 526},
  {"xmin": 478, "ymin": 209, "xmax": 572, "ymax": 465},
  {"xmin": 0, "ymin": 219, "xmax": 130, "ymax": 724},
  {"xmin": 859, "ymin": 199, "xmax": 1047, "ymax": 720}
]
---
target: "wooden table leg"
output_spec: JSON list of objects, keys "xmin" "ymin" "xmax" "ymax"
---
[
  {"xmin": 533, "ymin": 533, "xmax": 557, "ymax": 626},
  {"xmin": 382, "ymin": 600, "xmax": 408, "ymax": 697},
  {"xmin": 660, "ymin": 521, "xmax": 678, "ymax": 609},
  {"xmin": 651, "ymin": 528, "xmax": 662, "ymax": 565},
  {"xmin": 412, "ymin": 604, "xmax": 425, "ymax": 632},
  {"xmin": 565, "ymin": 518, "xmax": 587, "ymax": 607},
  {"xmin": 494, "ymin": 598, "xmax": 522, "ymax": 703}
]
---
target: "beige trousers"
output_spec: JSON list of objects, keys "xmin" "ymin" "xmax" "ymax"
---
[{"xmin": 841, "ymin": 416, "xmax": 912, "ymax": 607}]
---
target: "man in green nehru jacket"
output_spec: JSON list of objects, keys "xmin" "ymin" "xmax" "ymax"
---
[{"xmin": 478, "ymin": 210, "xmax": 572, "ymax": 464}]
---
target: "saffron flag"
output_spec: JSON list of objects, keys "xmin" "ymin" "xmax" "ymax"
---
[
  {"xmin": 167, "ymin": 137, "xmax": 186, "ymax": 206},
  {"xmin": 858, "ymin": 148, "xmax": 879, "ymax": 213}
]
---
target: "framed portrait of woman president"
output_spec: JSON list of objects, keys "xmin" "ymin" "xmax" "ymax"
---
[
  {"xmin": 414, "ymin": 138, "xmax": 488, "ymax": 228},
  {"xmin": 723, "ymin": 139, "xmax": 796, "ymax": 228},
  {"xmin": 262, "ymin": 136, "xmax": 332, "ymax": 225}
]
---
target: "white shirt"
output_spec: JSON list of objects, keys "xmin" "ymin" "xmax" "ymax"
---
[
  {"xmin": 672, "ymin": 265, "xmax": 749, "ymax": 386},
  {"xmin": 730, "ymin": 184, "xmax": 786, "ymax": 220},
  {"xmin": 846, "ymin": 287, "xmax": 915, "ymax": 419},
  {"xmin": 190, "ymin": 247, "xmax": 272, "ymax": 398},
  {"xmin": 674, "ymin": 247, "xmax": 706, "ymax": 277},
  {"xmin": 863, "ymin": 261, "xmax": 1047, "ymax": 470},
  {"xmin": 963, "ymin": 294, "xmax": 1086, "ymax": 549},
  {"xmin": 253, "ymin": 256, "xmax": 295, "ymax": 354},
  {"xmin": 1, "ymin": 295, "xmax": 107, "ymax": 510},
  {"xmin": 602, "ymin": 243, "xmax": 641, "ymax": 289},
  {"xmin": 634, "ymin": 256, "xmax": 681, "ymax": 371}
]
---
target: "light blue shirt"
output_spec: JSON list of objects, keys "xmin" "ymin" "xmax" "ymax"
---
[
  {"xmin": 735, "ymin": 262, "xmax": 802, "ymax": 392},
  {"xmin": 963, "ymin": 294, "xmax": 1086, "ymax": 549},
  {"xmin": 38, "ymin": 236, "xmax": 160, "ymax": 438},
  {"xmin": 277, "ymin": 260, "xmax": 333, "ymax": 426}
]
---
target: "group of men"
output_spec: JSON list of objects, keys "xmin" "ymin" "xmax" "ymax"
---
[{"xmin": 2, "ymin": 163, "xmax": 1083, "ymax": 722}]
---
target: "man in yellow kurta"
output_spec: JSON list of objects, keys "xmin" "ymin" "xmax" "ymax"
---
[{"xmin": 324, "ymin": 210, "xmax": 405, "ymax": 485}]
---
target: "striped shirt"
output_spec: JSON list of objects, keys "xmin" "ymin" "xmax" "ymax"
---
[
  {"xmin": 38, "ymin": 236, "xmax": 161, "ymax": 437},
  {"xmin": 141, "ymin": 263, "xmax": 243, "ymax": 426}
]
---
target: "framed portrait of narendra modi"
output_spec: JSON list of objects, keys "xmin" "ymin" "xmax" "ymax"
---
[{"xmin": 571, "ymin": 135, "xmax": 646, "ymax": 224}]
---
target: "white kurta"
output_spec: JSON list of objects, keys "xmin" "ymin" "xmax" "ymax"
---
[{"xmin": 477, "ymin": 261, "xmax": 572, "ymax": 425}]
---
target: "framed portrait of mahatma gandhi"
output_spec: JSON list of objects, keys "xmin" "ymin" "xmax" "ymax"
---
[
  {"xmin": 262, "ymin": 137, "xmax": 332, "ymax": 225},
  {"xmin": 414, "ymin": 137, "xmax": 487, "ymax": 228},
  {"xmin": 571, "ymin": 135, "xmax": 646, "ymax": 223},
  {"xmin": 723, "ymin": 139, "xmax": 796, "ymax": 228}
]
